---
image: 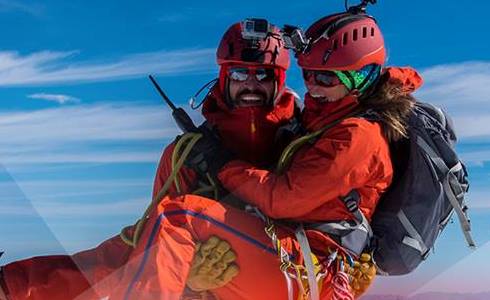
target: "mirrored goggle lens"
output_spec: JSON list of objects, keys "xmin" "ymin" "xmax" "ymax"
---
[
  {"xmin": 254, "ymin": 68, "xmax": 275, "ymax": 81},
  {"xmin": 228, "ymin": 68, "xmax": 249, "ymax": 81},
  {"xmin": 228, "ymin": 68, "xmax": 275, "ymax": 82},
  {"xmin": 303, "ymin": 70, "xmax": 341, "ymax": 87}
]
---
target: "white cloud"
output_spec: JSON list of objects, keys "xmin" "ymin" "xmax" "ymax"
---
[
  {"xmin": 1, "ymin": 60, "xmax": 490, "ymax": 165},
  {"xmin": 28, "ymin": 93, "xmax": 80, "ymax": 104},
  {"xmin": 413, "ymin": 61, "xmax": 490, "ymax": 165},
  {"xmin": 0, "ymin": 102, "xmax": 204, "ymax": 164},
  {"xmin": 0, "ymin": 0, "xmax": 43, "ymax": 16},
  {"xmin": 0, "ymin": 48, "xmax": 216, "ymax": 86},
  {"xmin": 416, "ymin": 61, "xmax": 490, "ymax": 140},
  {"xmin": 460, "ymin": 149, "xmax": 490, "ymax": 167},
  {"xmin": 0, "ymin": 178, "xmax": 150, "ymax": 197},
  {"xmin": 0, "ymin": 177, "xmax": 148, "ymax": 216},
  {"xmin": 466, "ymin": 189, "xmax": 490, "ymax": 208},
  {"xmin": 31, "ymin": 197, "xmax": 146, "ymax": 217}
]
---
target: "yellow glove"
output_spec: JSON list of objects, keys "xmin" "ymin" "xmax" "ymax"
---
[
  {"xmin": 348, "ymin": 253, "xmax": 377, "ymax": 298},
  {"xmin": 186, "ymin": 236, "xmax": 239, "ymax": 292}
]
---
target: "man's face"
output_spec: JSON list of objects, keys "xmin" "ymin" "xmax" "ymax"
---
[
  {"xmin": 227, "ymin": 66, "xmax": 276, "ymax": 107},
  {"xmin": 303, "ymin": 69, "xmax": 349, "ymax": 103}
]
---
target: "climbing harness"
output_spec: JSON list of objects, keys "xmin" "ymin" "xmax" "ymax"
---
[
  {"xmin": 262, "ymin": 108, "xmax": 371, "ymax": 299},
  {"xmin": 252, "ymin": 206, "xmax": 357, "ymax": 300}
]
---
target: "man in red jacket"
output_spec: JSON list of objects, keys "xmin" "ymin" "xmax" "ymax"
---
[{"xmin": 0, "ymin": 19, "xmax": 297, "ymax": 300}]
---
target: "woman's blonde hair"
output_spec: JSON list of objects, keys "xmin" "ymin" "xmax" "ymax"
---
[{"xmin": 360, "ymin": 73, "xmax": 416, "ymax": 142}]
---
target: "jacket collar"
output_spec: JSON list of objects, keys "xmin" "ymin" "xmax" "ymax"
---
[{"xmin": 302, "ymin": 93, "xmax": 360, "ymax": 132}]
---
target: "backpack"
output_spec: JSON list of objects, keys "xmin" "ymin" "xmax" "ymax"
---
[
  {"xmin": 368, "ymin": 102, "xmax": 475, "ymax": 275},
  {"xmin": 303, "ymin": 102, "xmax": 475, "ymax": 276}
]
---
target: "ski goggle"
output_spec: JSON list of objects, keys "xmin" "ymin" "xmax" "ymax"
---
[
  {"xmin": 302, "ymin": 70, "xmax": 342, "ymax": 87},
  {"xmin": 227, "ymin": 67, "xmax": 276, "ymax": 82}
]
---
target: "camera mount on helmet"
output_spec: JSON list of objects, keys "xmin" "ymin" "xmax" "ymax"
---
[
  {"xmin": 241, "ymin": 18, "xmax": 272, "ymax": 41},
  {"xmin": 345, "ymin": 0, "xmax": 377, "ymax": 14},
  {"xmin": 281, "ymin": 25, "xmax": 309, "ymax": 54}
]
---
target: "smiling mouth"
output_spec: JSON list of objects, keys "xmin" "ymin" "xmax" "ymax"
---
[
  {"xmin": 310, "ymin": 93, "xmax": 330, "ymax": 103},
  {"xmin": 237, "ymin": 94, "xmax": 265, "ymax": 107}
]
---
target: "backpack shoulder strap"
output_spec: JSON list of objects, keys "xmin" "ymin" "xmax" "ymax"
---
[{"xmin": 416, "ymin": 129, "xmax": 475, "ymax": 248}]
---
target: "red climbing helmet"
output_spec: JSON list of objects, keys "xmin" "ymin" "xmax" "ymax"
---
[
  {"xmin": 217, "ymin": 19, "xmax": 290, "ymax": 70},
  {"xmin": 297, "ymin": 12, "xmax": 385, "ymax": 71}
]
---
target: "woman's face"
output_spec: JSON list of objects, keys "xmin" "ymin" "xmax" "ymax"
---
[{"xmin": 303, "ymin": 69, "xmax": 350, "ymax": 103}]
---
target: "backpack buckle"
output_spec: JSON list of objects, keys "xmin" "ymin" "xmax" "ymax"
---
[{"xmin": 342, "ymin": 190, "xmax": 361, "ymax": 213}]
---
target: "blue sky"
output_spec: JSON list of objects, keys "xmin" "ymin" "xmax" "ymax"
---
[{"xmin": 0, "ymin": 0, "xmax": 489, "ymax": 297}]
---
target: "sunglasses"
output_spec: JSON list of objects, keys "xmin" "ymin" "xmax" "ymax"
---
[
  {"xmin": 302, "ymin": 70, "xmax": 342, "ymax": 87},
  {"xmin": 228, "ymin": 67, "xmax": 276, "ymax": 82}
]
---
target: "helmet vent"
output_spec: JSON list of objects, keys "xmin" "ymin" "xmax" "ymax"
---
[
  {"xmin": 362, "ymin": 27, "xmax": 368, "ymax": 38},
  {"xmin": 342, "ymin": 32, "xmax": 348, "ymax": 46},
  {"xmin": 353, "ymin": 29, "xmax": 358, "ymax": 41},
  {"xmin": 333, "ymin": 39, "xmax": 339, "ymax": 50},
  {"xmin": 371, "ymin": 27, "xmax": 375, "ymax": 37}
]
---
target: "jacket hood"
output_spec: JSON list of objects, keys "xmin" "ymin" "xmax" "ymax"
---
[
  {"xmin": 202, "ymin": 83, "xmax": 297, "ymax": 165},
  {"xmin": 383, "ymin": 67, "xmax": 423, "ymax": 94},
  {"xmin": 301, "ymin": 66, "xmax": 423, "ymax": 133}
]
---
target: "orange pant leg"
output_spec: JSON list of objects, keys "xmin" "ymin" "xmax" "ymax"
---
[
  {"xmin": 2, "ymin": 234, "xmax": 132, "ymax": 300},
  {"xmin": 109, "ymin": 195, "xmax": 302, "ymax": 300}
]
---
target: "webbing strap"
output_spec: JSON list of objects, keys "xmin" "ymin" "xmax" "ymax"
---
[
  {"xmin": 282, "ymin": 271, "xmax": 294, "ymax": 300},
  {"xmin": 417, "ymin": 136, "xmax": 475, "ymax": 248},
  {"xmin": 402, "ymin": 236, "xmax": 425, "ymax": 254},
  {"xmin": 340, "ymin": 190, "xmax": 374, "ymax": 253},
  {"xmin": 444, "ymin": 165, "xmax": 476, "ymax": 248},
  {"xmin": 311, "ymin": 221, "xmax": 357, "ymax": 236},
  {"xmin": 340, "ymin": 190, "xmax": 365, "ymax": 225},
  {"xmin": 416, "ymin": 136, "xmax": 449, "ymax": 176},
  {"xmin": 397, "ymin": 210, "xmax": 428, "ymax": 255},
  {"xmin": 295, "ymin": 224, "xmax": 320, "ymax": 300}
]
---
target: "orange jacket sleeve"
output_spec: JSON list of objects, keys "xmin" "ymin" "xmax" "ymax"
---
[
  {"xmin": 152, "ymin": 141, "xmax": 198, "ymax": 199},
  {"xmin": 218, "ymin": 118, "xmax": 392, "ymax": 221}
]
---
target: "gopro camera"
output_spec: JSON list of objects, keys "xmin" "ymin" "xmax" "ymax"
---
[
  {"xmin": 282, "ymin": 25, "xmax": 309, "ymax": 53},
  {"xmin": 241, "ymin": 18, "xmax": 271, "ymax": 40}
]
